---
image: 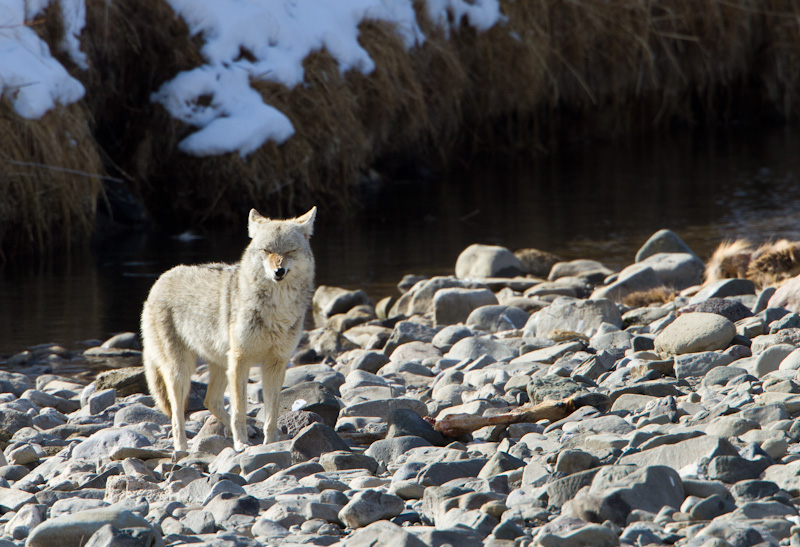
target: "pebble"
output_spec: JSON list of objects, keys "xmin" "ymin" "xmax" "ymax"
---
[{"xmin": 7, "ymin": 232, "xmax": 800, "ymax": 546}]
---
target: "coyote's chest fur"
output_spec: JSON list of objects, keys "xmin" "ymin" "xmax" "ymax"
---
[{"xmin": 141, "ymin": 206, "xmax": 317, "ymax": 453}]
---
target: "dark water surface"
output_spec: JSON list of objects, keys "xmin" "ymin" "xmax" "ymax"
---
[{"xmin": 3, "ymin": 124, "xmax": 800, "ymax": 356}]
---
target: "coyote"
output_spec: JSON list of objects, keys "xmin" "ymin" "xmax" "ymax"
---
[{"xmin": 141, "ymin": 207, "xmax": 316, "ymax": 452}]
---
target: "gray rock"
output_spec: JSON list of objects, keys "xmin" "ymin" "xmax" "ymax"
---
[
  {"xmin": 365, "ymin": 436, "xmax": 432, "ymax": 468},
  {"xmin": 536, "ymin": 523, "xmax": 620, "ymax": 547},
  {"xmin": 654, "ymin": 312, "xmax": 736, "ymax": 354},
  {"xmin": 707, "ymin": 455, "xmax": 770, "ymax": 484},
  {"xmin": 349, "ymin": 351, "xmax": 391, "ymax": 374},
  {"xmin": 567, "ymin": 465, "xmax": 684, "ymax": 526},
  {"xmin": 731, "ymin": 480, "xmax": 780, "ymax": 503},
  {"xmin": 618, "ymin": 435, "xmax": 738, "ymax": 471},
  {"xmin": 95, "ymin": 368, "xmax": 149, "ymax": 397},
  {"xmin": 478, "ymin": 451, "xmax": 526, "ymax": 479},
  {"xmin": 768, "ymin": 274, "xmax": 800, "ymax": 313},
  {"xmin": 689, "ymin": 493, "xmax": 735, "ymax": 521},
  {"xmin": 690, "ymin": 278, "xmax": 756, "ymax": 304},
  {"xmin": 387, "ymin": 409, "xmax": 446, "ymax": 446},
  {"xmin": 320, "ymin": 451, "xmax": 378, "ymax": 473},
  {"xmin": 555, "ymin": 449, "xmax": 599, "ymax": 475},
  {"xmin": 88, "ymin": 389, "xmax": 117, "ymax": 415},
  {"xmin": 636, "ymin": 229, "xmax": 696, "ymax": 262},
  {"xmin": 338, "ymin": 489, "xmax": 406, "ymax": 528},
  {"xmin": 181, "ymin": 510, "xmax": 215, "ymax": 534},
  {"xmin": 431, "ymin": 325, "xmax": 473, "ymax": 352},
  {"xmin": 546, "ymin": 469, "xmax": 601, "ymax": 509},
  {"xmin": 340, "ymin": 398, "xmax": 427, "ymax": 423},
  {"xmin": 527, "ymin": 376, "xmax": 586, "ymax": 404},
  {"xmin": 0, "ymin": 487, "xmax": 35, "ymax": 512},
  {"xmin": 26, "ymin": 507, "xmax": 164, "ymax": 547},
  {"xmin": 113, "ymin": 403, "xmax": 170, "ymax": 427},
  {"xmin": 312, "ymin": 285, "xmax": 371, "ymax": 328},
  {"xmin": 0, "ymin": 371, "xmax": 32, "ymax": 397},
  {"xmin": 752, "ymin": 344, "xmax": 795, "ymax": 378},
  {"xmin": 681, "ymin": 297, "xmax": 754, "ymax": 323},
  {"xmin": 445, "ymin": 336, "xmax": 517, "ymax": 362},
  {"xmin": 21, "ymin": 389, "xmax": 79, "ymax": 414},
  {"xmin": 204, "ymin": 493, "xmax": 259, "ymax": 522},
  {"xmin": 291, "ymin": 423, "xmax": 350, "ymax": 462},
  {"xmin": 278, "ymin": 382, "xmax": 341, "ymax": 428},
  {"xmin": 530, "ymin": 297, "xmax": 622, "ymax": 339},
  {"xmin": 72, "ymin": 429, "xmax": 151, "ymax": 460},
  {"xmin": 637, "ymin": 252, "xmax": 704, "ymax": 289},
  {"xmin": 466, "ymin": 305, "xmax": 529, "ymax": 333},
  {"xmin": 277, "ymin": 410, "xmax": 324, "ymax": 438},
  {"xmin": 383, "ymin": 321, "xmax": 438, "ymax": 357},
  {"xmin": 592, "ymin": 264, "xmax": 662, "ymax": 303},
  {"xmin": 0, "ymin": 410, "xmax": 33, "ymax": 442},
  {"xmin": 674, "ymin": 351, "xmax": 734, "ymax": 380},
  {"xmin": 416, "ymin": 459, "xmax": 487, "ymax": 487},
  {"xmin": 83, "ymin": 524, "xmax": 155, "ymax": 547},
  {"xmin": 549, "ymin": 260, "xmax": 612, "ymax": 281},
  {"xmin": 433, "ymin": 288, "xmax": 498, "ymax": 327},
  {"xmin": 342, "ymin": 520, "xmax": 426, "ymax": 547},
  {"xmin": 455, "ymin": 244, "xmax": 524, "ymax": 279},
  {"xmin": 702, "ymin": 366, "xmax": 748, "ymax": 387}
]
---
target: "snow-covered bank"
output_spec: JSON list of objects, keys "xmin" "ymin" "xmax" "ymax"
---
[
  {"xmin": 0, "ymin": 0, "xmax": 85, "ymax": 118},
  {"xmin": 152, "ymin": 0, "xmax": 504, "ymax": 156}
]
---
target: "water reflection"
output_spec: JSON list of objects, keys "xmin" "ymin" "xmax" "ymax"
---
[{"xmin": 2, "ymin": 124, "xmax": 800, "ymax": 355}]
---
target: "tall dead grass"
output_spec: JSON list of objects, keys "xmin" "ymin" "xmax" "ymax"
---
[
  {"xmin": 5, "ymin": 0, "xmax": 800, "ymax": 253},
  {"xmin": 0, "ymin": 100, "xmax": 103, "ymax": 260}
]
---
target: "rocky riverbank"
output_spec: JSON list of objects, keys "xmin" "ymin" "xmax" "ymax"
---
[{"xmin": 3, "ymin": 229, "xmax": 800, "ymax": 546}]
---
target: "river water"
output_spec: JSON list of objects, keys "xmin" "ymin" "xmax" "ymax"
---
[{"xmin": 2, "ymin": 124, "xmax": 800, "ymax": 356}]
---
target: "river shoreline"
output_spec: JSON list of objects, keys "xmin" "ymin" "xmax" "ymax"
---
[{"xmin": 2, "ymin": 231, "xmax": 800, "ymax": 546}]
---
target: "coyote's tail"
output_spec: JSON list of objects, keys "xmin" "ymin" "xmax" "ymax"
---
[
  {"xmin": 704, "ymin": 239, "xmax": 753, "ymax": 286},
  {"xmin": 141, "ymin": 309, "xmax": 172, "ymax": 417},
  {"xmin": 143, "ymin": 350, "xmax": 171, "ymax": 417}
]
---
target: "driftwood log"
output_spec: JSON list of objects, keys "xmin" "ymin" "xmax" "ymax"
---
[{"xmin": 425, "ymin": 392, "xmax": 610, "ymax": 438}]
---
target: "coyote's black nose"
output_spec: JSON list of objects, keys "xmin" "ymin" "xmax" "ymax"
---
[{"xmin": 274, "ymin": 267, "xmax": 286, "ymax": 280}]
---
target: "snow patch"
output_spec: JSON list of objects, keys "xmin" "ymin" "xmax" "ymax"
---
[
  {"xmin": 0, "ymin": 0, "xmax": 85, "ymax": 119},
  {"xmin": 154, "ymin": 0, "xmax": 504, "ymax": 157}
]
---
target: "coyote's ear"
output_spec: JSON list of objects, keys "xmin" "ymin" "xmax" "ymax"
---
[
  {"xmin": 248, "ymin": 209, "xmax": 267, "ymax": 238},
  {"xmin": 295, "ymin": 206, "xmax": 317, "ymax": 239}
]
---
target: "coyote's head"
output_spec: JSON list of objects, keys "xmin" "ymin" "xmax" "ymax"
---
[{"xmin": 247, "ymin": 207, "xmax": 316, "ymax": 282}]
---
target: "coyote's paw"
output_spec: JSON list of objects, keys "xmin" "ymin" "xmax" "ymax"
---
[{"xmin": 234, "ymin": 440, "xmax": 249, "ymax": 452}]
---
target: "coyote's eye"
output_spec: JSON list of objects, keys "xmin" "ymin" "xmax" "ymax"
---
[{"xmin": 260, "ymin": 249, "xmax": 270, "ymax": 256}]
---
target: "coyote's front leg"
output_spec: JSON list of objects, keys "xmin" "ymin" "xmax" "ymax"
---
[
  {"xmin": 262, "ymin": 357, "xmax": 289, "ymax": 444},
  {"xmin": 227, "ymin": 348, "xmax": 250, "ymax": 452}
]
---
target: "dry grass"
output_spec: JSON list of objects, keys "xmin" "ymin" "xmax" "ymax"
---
[
  {"xmin": 622, "ymin": 286, "xmax": 678, "ymax": 308},
  {"xmin": 5, "ymin": 0, "xmax": 800, "ymax": 253},
  {"xmin": 0, "ymin": 100, "xmax": 103, "ymax": 259}
]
